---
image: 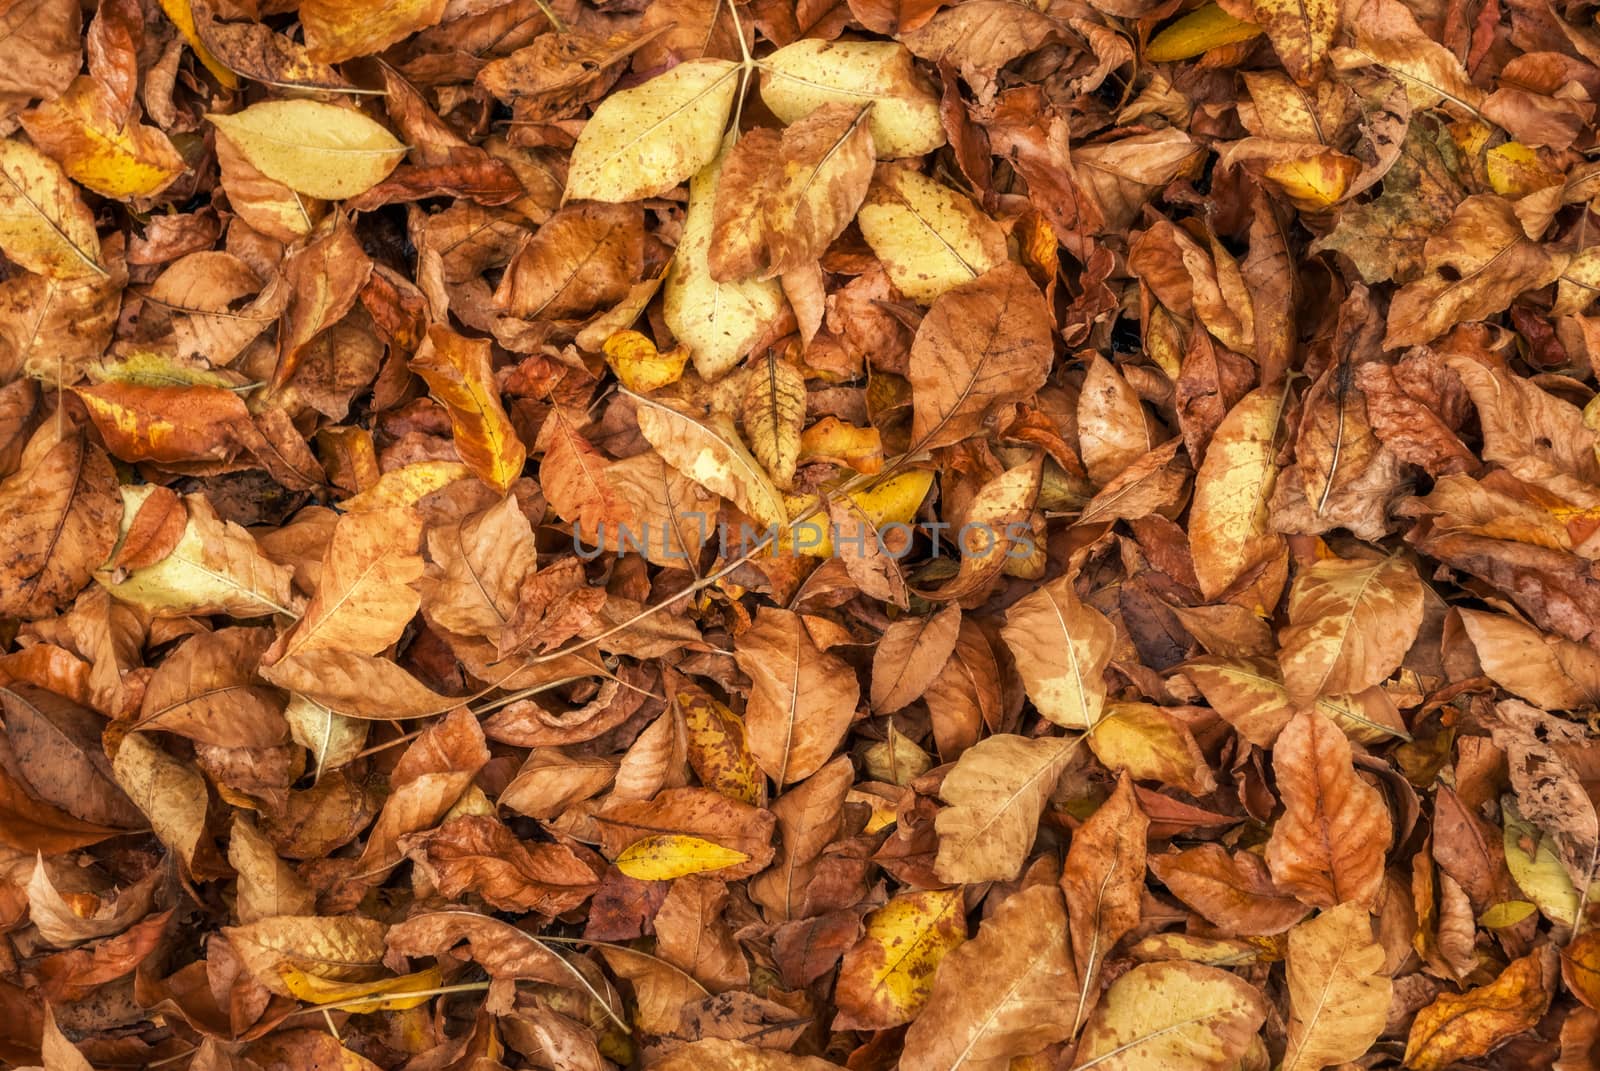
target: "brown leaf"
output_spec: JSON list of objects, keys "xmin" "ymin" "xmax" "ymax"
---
[
  {"xmin": 1383, "ymin": 196, "xmax": 1567, "ymax": 349},
  {"xmin": 401, "ymin": 814, "xmax": 600, "ymax": 915},
  {"xmin": 711, "ymin": 104, "xmax": 876, "ymax": 280},
  {"xmin": 871, "ymin": 604, "xmax": 961, "ymax": 713},
  {"xmin": 2, "ymin": 684, "xmax": 141, "ymax": 828},
  {"xmin": 0, "ymin": 429, "xmax": 121, "ymax": 620},
  {"xmin": 1277, "ymin": 555, "xmax": 1425, "ymax": 704},
  {"xmin": 1265, "ymin": 710, "xmax": 1393, "ymax": 909},
  {"xmin": 907, "ymin": 263, "xmax": 1054, "ymax": 451},
  {"xmin": 733, "ymin": 607, "xmax": 860, "ymax": 785},
  {"xmin": 138, "ymin": 627, "xmax": 288, "ymax": 747},
  {"xmin": 749, "ymin": 755, "xmax": 853, "ymax": 920},
  {"xmin": 268, "ymin": 506, "xmax": 422, "ymax": 663},
  {"xmin": 494, "ymin": 201, "xmax": 642, "ymax": 321},
  {"xmin": 1150, "ymin": 843, "xmax": 1312, "ymax": 935},
  {"xmin": 934, "ymin": 733, "xmax": 1076, "ymax": 883},
  {"xmin": 900, "ymin": 884, "xmax": 1078, "ymax": 1071},
  {"xmin": 1062, "ymin": 774, "xmax": 1148, "ymax": 1031}
]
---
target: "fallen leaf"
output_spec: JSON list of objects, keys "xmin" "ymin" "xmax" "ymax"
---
[
  {"xmin": 1062, "ymin": 774, "xmax": 1148, "ymax": 1031},
  {"xmin": 999, "ymin": 571, "xmax": 1116, "ymax": 730},
  {"xmin": 734, "ymin": 607, "xmax": 860, "ymax": 785},
  {"xmin": 410, "ymin": 325, "xmax": 527, "ymax": 493},
  {"xmin": 900, "ymin": 884, "xmax": 1078, "ymax": 1071},
  {"xmin": 1266, "ymin": 710, "xmax": 1394, "ymax": 908},
  {"xmin": 834, "ymin": 888, "xmax": 966, "ymax": 1030},
  {"xmin": 1071, "ymin": 961, "xmax": 1268, "ymax": 1070},
  {"xmin": 760, "ymin": 39, "xmax": 944, "ymax": 158},
  {"xmin": 1277, "ymin": 555, "xmax": 1425, "ymax": 704},
  {"xmin": 1190, "ymin": 386, "xmax": 1287, "ymax": 600},
  {"xmin": 0, "ymin": 136, "xmax": 102, "ymax": 279},
  {"xmin": 1403, "ymin": 947, "xmax": 1555, "ymax": 1071},
  {"xmin": 209, "ymin": 101, "xmax": 406, "ymax": 200},
  {"xmin": 907, "ymin": 263, "xmax": 1053, "ymax": 450},
  {"xmin": 565, "ymin": 59, "xmax": 741, "ymax": 203},
  {"xmin": 1281, "ymin": 901, "xmax": 1392, "ymax": 1071},
  {"xmin": 934, "ymin": 732, "xmax": 1076, "ymax": 883},
  {"xmin": 859, "ymin": 165, "xmax": 1006, "ymax": 303}
]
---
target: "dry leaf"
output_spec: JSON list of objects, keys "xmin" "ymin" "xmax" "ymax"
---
[
  {"xmin": 900, "ymin": 884, "xmax": 1078, "ymax": 1071},
  {"xmin": 934, "ymin": 732, "xmax": 1075, "ymax": 883},
  {"xmin": 1265, "ymin": 710, "xmax": 1394, "ymax": 908}
]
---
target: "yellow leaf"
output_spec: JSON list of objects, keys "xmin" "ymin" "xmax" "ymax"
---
[
  {"xmin": 742, "ymin": 354, "xmax": 806, "ymax": 490},
  {"xmin": 760, "ymin": 40, "xmax": 944, "ymax": 158},
  {"xmin": 209, "ymin": 100, "xmax": 406, "ymax": 200},
  {"xmin": 1281, "ymin": 902, "xmax": 1391, "ymax": 1071},
  {"xmin": 1074, "ymin": 961, "xmax": 1269, "ymax": 1070},
  {"xmin": 857, "ymin": 166, "xmax": 1006, "ymax": 304},
  {"xmin": 1264, "ymin": 150, "xmax": 1361, "ymax": 210},
  {"xmin": 566, "ymin": 59, "xmax": 740, "ymax": 203},
  {"xmin": 1403, "ymin": 948, "xmax": 1553, "ymax": 1071},
  {"xmin": 786, "ymin": 469, "xmax": 933, "ymax": 557},
  {"xmin": 278, "ymin": 965, "xmax": 446, "ymax": 1012},
  {"xmin": 835, "ymin": 890, "xmax": 967, "ymax": 1030},
  {"xmin": 603, "ymin": 330, "xmax": 688, "ymax": 394},
  {"xmin": 1477, "ymin": 900, "xmax": 1537, "ymax": 928},
  {"xmin": 0, "ymin": 137, "xmax": 103, "ymax": 279},
  {"xmin": 1087, "ymin": 702, "xmax": 1216, "ymax": 793},
  {"xmin": 664, "ymin": 147, "xmax": 787, "ymax": 378},
  {"xmin": 339, "ymin": 461, "xmax": 473, "ymax": 512},
  {"xmin": 1146, "ymin": 4, "xmax": 1263, "ymax": 62},
  {"xmin": 614, "ymin": 833, "xmax": 750, "ymax": 880},
  {"xmin": 1190, "ymin": 386, "xmax": 1287, "ymax": 600},
  {"xmin": 678, "ymin": 685, "xmax": 764, "ymax": 806},
  {"xmin": 1486, "ymin": 141, "xmax": 1559, "ymax": 197},
  {"xmin": 1502, "ymin": 799, "xmax": 1579, "ymax": 926},
  {"xmin": 98, "ymin": 485, "xmax": 299, "ymax": 619},
  {"xmin": 156, "ymin": 0, "xmax": 239, "ymax": 87},
  {"xmin": 23, "ymin": 79, "xmax": 186, "ymax": 199},
  {"xmin": 86, "ymin": 351, "xmax": 241, "ymax": 388},
  {"xmin": 111, "ymin": 732, "xmax": 208, "ymax": 867},
  {"xmin": 410, "ymin": 325, "xmax": 526, "ymax": 493},
  {"xmin": 798, "ymin": 417, "xmax": 883, "ymax": 474}
]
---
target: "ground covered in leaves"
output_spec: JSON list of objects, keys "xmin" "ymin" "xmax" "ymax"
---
[{"xmin": 9, "ymin": 0, "xmax": 1600, "ymax": 1068}]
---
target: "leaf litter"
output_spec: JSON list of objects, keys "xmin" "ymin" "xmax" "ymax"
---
[{"xmin": 3, "ymin": 0, "xmax": 1600, "ymax": 1068}]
